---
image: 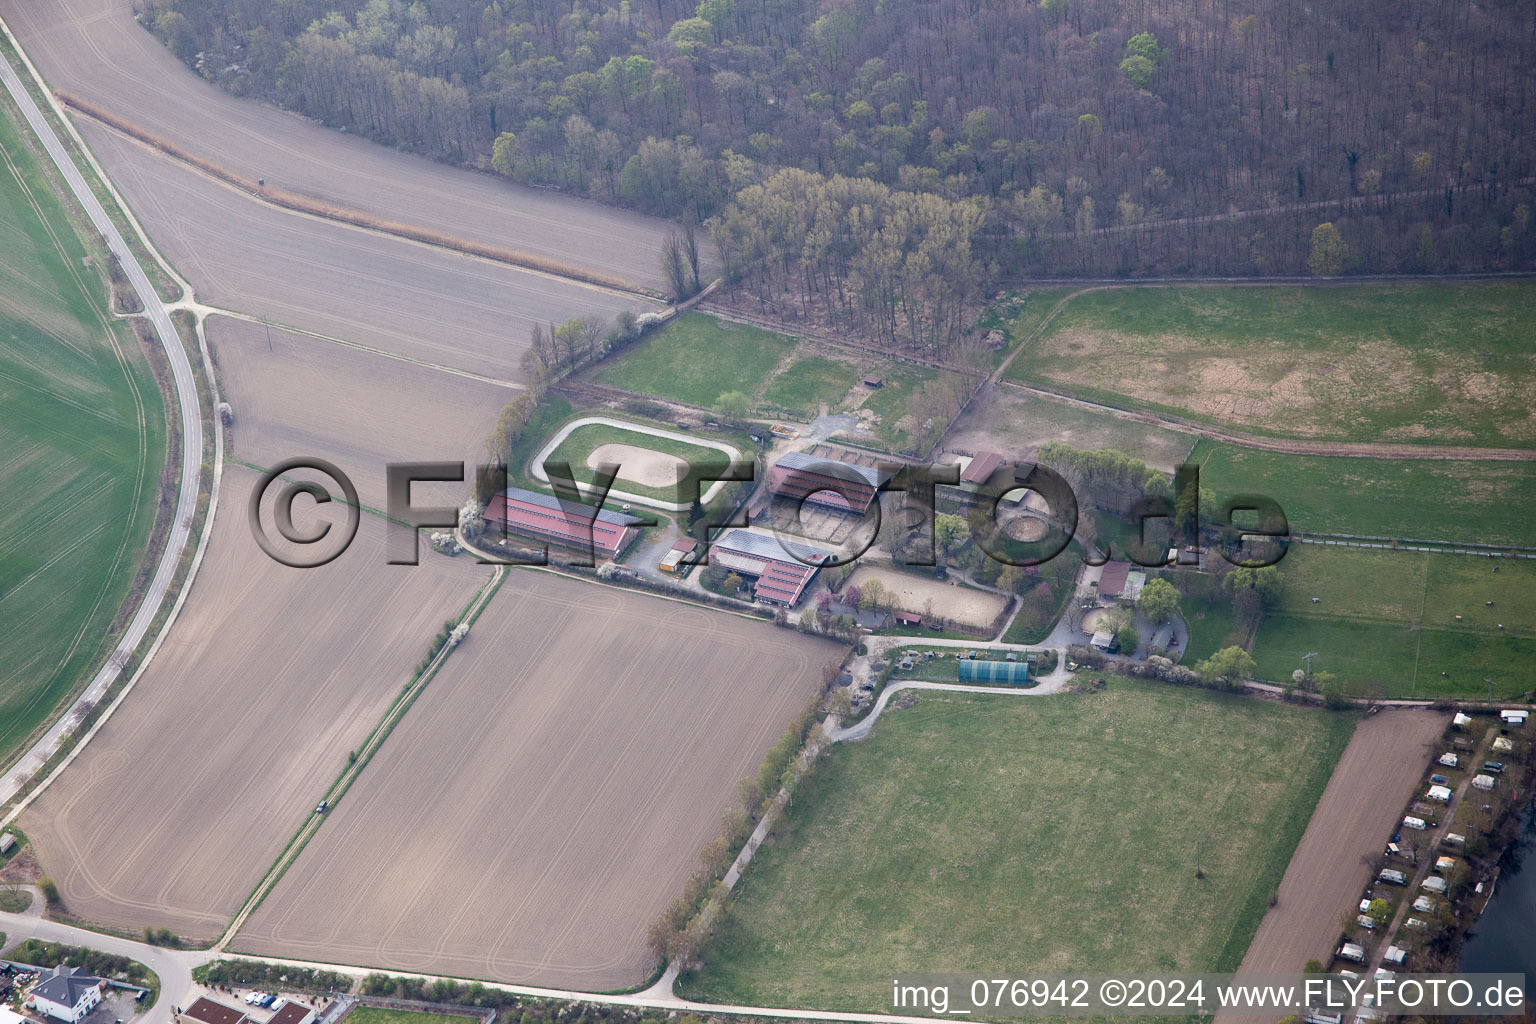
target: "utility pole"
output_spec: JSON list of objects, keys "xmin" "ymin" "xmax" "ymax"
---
[
  {"xmin": 1195, "ymin": 838, "xmax": 1204, "ymax": 879},
  {"xmin": 1485, "ymin": 677, "xmax": 1495, "ymax": 703}
]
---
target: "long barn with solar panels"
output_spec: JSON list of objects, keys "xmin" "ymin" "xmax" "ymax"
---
[{"xmin": 710, "ymin": 529, "xmax": 832, "ymax": 606}]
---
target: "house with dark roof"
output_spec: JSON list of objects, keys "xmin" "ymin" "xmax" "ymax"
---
[
  {"xmin": 483, "ymin": 486, "xmax": 644, "ymax": 560},
  {"xmin": 266, "ymin": 1003, "xmax": 317, "ymax": 1024},
  {"xmin": 1096, "ymin": 561, "xmax": 1132, "ymax": 604},
  {"xmin": 180, "ymin": 997, "xmax": 250, "ymax": 1024},
  {"xmin": 767, "ymin": 451, "xmax": 887, "ymax": 515},
  {"xmin": 29, "ymin": 965, "xmax": 102, "ymax": 1023},
  {"xmin": 959, "ymin": 451, "xmax": 1006, "ymax": 487},
  {"xmin": 711, "ymin": 529, "xmax": 831, "ymax": 606}
]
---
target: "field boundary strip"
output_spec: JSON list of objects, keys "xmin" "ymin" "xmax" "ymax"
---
[{"xmin": 55, "ymin": 90, "xmax": 655, "ymax": 300}]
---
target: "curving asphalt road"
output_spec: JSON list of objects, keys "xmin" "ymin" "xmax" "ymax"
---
[{"xmin": 0, "ymin": 32, "xmax": 203, "ymax": 813}]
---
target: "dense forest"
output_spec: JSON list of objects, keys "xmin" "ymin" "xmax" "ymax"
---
[{"xmin": 137, "ymin": 0, "xmax": 1535, "ymax": 290}]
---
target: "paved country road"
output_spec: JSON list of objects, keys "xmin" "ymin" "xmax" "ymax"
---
[{"xmin": 0, "ymin": 29, "xmax": 204, "ymax": 812}]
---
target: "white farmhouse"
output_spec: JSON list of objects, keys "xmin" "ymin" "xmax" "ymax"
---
[{"xmin": 29, "ymin": 965, "xmax": 103, "ymax": 1023}]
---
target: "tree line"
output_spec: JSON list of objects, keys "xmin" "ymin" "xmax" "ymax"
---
[{"xmin": 135, "ymin": 0, "xmax": 1534, "ymax": 279}]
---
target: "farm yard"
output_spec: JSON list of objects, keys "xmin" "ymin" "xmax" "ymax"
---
[
  {"xmin": 1229, "ymin": 709, "xmax": 1447, "ymax": 978},
  {"xmin": 233, "ymin": 571, "xmax": 842, "ymax": 989},
  {"xmin": 1247, "ymin": 546, "xmax": 1536, "ymax": 698},
  {"xmin": 0, "ymin": 0, "xmax": 684, "ymax": 291},
  {"xmin": 1191, "ymin": 440, "xmax": 1536, "ymax": 548},
  {"xmin": 678, "ymin": 681, "xmax": 1353, "ymax": 1011},
  {"xmin": 0, "ymin": 98, "xmax": 165, "ymax": 768},
  {"xmin": 1005, "ymin": 283, "xmax": 1536, "ymax": 446},
  {"xmin": 844, "ymin": 566, "xmax": 1009, "ymax": 632},
  {"xmin": 19, "ymin": 467, "xmax": 492, "ymax": 942}
]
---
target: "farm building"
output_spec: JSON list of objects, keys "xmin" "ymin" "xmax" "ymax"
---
[
  {"xmin": 268, "ymin": 1004, "xmax": 317, "ymax": 1024},
  {"xmin": 767, "ymin": 451, "xmax": 887, "ymax": 515},
  {"xmin": 484, "ymin": 486, "xmax": 644, "ymax": 560},
  {"xmin": 181, "ymin": 998, "xmax": 253, "ymax": 1024},
  {"xmin": 0, "ymin": 831, "xmax": 14, "ymax": 854},
  {"xmin": 958, "ymin": 659, "xmax": 1031, "ymax": 685},
  {"xmin": 959, "ymin": 450, "xmax": 1006, "ymax": 486},
  {"xmin": 711, "ymin": 529, "xmax": 830, "ymax": 606},
  {"xmin": 28, "ymin": 966, "xmax": 102, "ymax": 1023},
  {"xmin": 658, "ymin": 536, "xmax": 698, "ymax": 576},
  {"xmin": 862, "ymin": 375, "xmax": 883, "ymax": 388},
  {"xmin": 894, "ymin": 610, "xmax": 922, "ymax": 627},
  {"xmin": 1096, "ymin": 561, "xmax": 1132, "ymax": 603},
  {"xmin": 1123, "ymin": 570, "xmax": 1147, "ymax": 600},
  {"xmin": 1090, "ymin": 630, "xmax": 1116, "ymax": 651}
]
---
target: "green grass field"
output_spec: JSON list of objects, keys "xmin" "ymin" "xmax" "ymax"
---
[
  {"xmin": 337, "ymin": 1009, "xmax": 470, "ymax": 1024},
  {"xmin": 859, "ymin": 364, "xmax": 966, "ymax": 452},
  {"xmin": 761, "ymin": 353, "xmax": 860, "ymax": 417},
  {"xmin": 0, "ymin": 105, "xmax": 165, "ymax": 767},
  {"xmin": 678, "ymin": 682, "xmax": 1352, "ymax": 1011},
  {"xmin": 1005, "ymin": 283, "xmax": 1536, "ymax": 446},
  {"xmin": 1181, "ymin": 593, "xmax": 1243, "ymax": 662},
  {"xmin": 538, "ymin": 419, "xmax": 735, "ymax": 503},
  {"xmin": 1246, "ymin": 546, "xmax": 1535, "ymax": 697},
  {"xmin": 1191, "ymin": 440, "xmax": 1536, "ymax": 547},
  {"xmin": 593, "ymin": 312, "xmax": 796, "ymax": 408}
]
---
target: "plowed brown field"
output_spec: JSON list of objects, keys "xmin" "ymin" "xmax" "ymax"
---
[{"xmin": 234, "ymin": 572, "xmax": 842, "ymax": 989}]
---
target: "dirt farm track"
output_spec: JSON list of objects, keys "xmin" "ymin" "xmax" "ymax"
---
[
  {"xmin": 235, "ymin": 572, "xmax": 841, "ymax": 989},
  {"xmin": 0, "ymin": 0, "xmax": 684, "ymax": 291},
  {"xmin": 1218, "ymin": 706, "xmax": 1446, "ymax": 1013}
]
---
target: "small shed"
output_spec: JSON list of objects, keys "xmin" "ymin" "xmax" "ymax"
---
[
  {"xmin": 1383, "ymin": 946, "xmax": 1408, "ymax": 966},
  {"xmin": 894, "ymin": 610, "xmax": 922, "ymax": 627},
  {"xmin": 1472, "ymin": 773, "xmax": 1496, "ymax": 791},
  {"xmin": 1090, "ymin": 630, "xmax": 1116, "ymax": 651},
  {"xmin": 0, "ymin": 832, "xmax": 15, "ymax": 855},
  {"xmin": 1426, "ymin": 784, "xmax": 1452, "ymax": 803},
  {"xmin": 862, "ymin": 375, "xmax": 884, "ymax": 388},
  {"xmin": 1421, "ymin": 875, "xmax": 1448, "ymax": 894}
]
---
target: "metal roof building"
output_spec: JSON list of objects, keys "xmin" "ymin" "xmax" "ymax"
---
[
  {"xmin": 767, "ymin": 450, "xmax": 887, "ymax": 514},
  {"xmin": 484, "ymin": 486, "xmax": 644, "ymax": 559},
  {"xmin": 711, "ymin": 529, "xmax": 830, "ymax": 605},
  {"xmin": 958, "ymin": 659, "xmax": 1032, "ymax": 685}
]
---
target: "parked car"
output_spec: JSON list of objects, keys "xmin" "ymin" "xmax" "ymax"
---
[
  {"xmin": 1429, "ymin": 774, "xmax": 1449, "ymax": 785},
  {"xmin": 1483, "ymin": 761, "xmax": 1505, "ymax": 774}
]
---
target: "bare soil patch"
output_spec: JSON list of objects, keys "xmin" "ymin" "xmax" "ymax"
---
[
  {"xmin": 234, "ymin": 572, "xmax": 841, "ymax": 989},
  {"xmin": 587, "ymin": 442, "xmax": 688, "ymax": 489},
  {"xmin": 846, "ymin": 565, "xmax": 1007, "ymax": 628},
  {"xmin": 78, "ymin": 122, "xmax": 655, "ymax": 382},
  {"xmin": 1218, "ymin": 707, "xmax": 1446, "ymax": 997},
  {"xmin": 19, "ymin": 468, "xmax": 490, "ymax": 942}
]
